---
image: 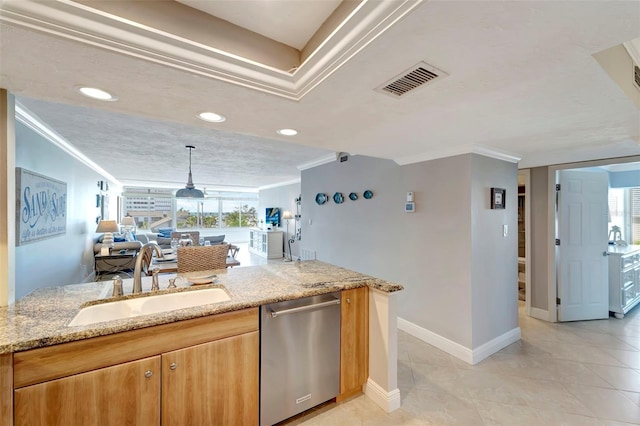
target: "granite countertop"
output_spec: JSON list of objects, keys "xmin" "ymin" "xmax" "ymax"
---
[{"xmin": 0, "ymin": 260, "xmax": 402, "ymax": 354}]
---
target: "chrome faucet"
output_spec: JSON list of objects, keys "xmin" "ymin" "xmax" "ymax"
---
[{"xmin": 133, "ymin": 242, "xmax": 163, "ymax": 294}]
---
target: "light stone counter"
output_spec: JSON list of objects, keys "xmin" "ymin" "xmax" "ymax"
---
[{"xmin": 0, "ymin": 260, "xmax": 402, "ymax": 354}]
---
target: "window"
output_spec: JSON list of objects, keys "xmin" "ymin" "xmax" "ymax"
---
[
  {"xmin": 632, "ymin": 188, "xmax": 640, "ymax": 244},
  {"xmin": 221, "ymin": 200, "xmax": 258, "ymax": 228},
  {"xmin": 122, "ymin": 192, "xmax": 172, "ymax": 230},
  {"xmin": 122, "ymin": 188, "xmax": 258, "ymax": 234},
  {"xmin": 608, "ymin": 187, "xmax": 640, "ymax": 244}
]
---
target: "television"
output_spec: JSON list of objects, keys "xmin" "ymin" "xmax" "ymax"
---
[{"xmin": 265, "ymin": 208, "xmax": 280, "ymax": 227}]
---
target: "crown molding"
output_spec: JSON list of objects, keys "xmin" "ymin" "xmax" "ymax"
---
[
  {"xmin": 0, "ymin": 0, "xmax": 423, "ymax": 100},
  {"xmin": 394, "ymin": 144, "xmax": 521, "ymax": 166},
  {"xmin": 15, "ymin": 101, "xmax": 121, "ymax": 184},
  {"xmin": 258, "ymin": 179, "xmax": 301, "ymax": 191},
  {"xmin": 297, "ymin": 153, "xmax": 339, "ymax": 171},
  {"xmin": 471, "ymin": 145, "xmax": 521, "ymax": 163}
]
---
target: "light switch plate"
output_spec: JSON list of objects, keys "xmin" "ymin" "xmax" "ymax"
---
[{"xmin": 503, "ymin": 224, "xmax": 508, "ymax": 237}]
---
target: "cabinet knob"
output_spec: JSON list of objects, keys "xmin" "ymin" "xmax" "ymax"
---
[
  {"xmin": 144, "ymin": 370, "xmax": 153, "ymax": 378},
  {"xmin": 170, "ymin": 362, "xmax": 177, "ymax": 371},
  {"xmin": 346, "ymin": 298, "xmax": 351, "ymax": 304}
]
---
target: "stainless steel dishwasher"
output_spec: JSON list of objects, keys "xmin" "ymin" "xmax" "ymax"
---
[{"xmin": 260, "ymin": 292, "xmax": 341, "ymax": 426}]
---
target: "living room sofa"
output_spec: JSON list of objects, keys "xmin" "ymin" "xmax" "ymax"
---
[{"xmin": 137, "ymin": 233, "xmax": 226, "ymax": 249}]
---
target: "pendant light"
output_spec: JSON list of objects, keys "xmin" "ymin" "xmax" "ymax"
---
[{"xmin": 175, "ymin": 145, "xmax": 204, "ymax": 198}]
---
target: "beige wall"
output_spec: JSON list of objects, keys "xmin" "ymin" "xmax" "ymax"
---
[
  {"xmin": 529, "ymin": 166, "xmax": 549, "ymax": 311},
  {"xmin": 301, "ymin": 153, "xmax": 518, "ymax": 350},
  {"xmin": 0, "ymin": 90, "xmax": 16, "ymax": 306}
]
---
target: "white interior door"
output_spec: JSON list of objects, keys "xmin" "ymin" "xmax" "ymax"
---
[{"xmin": 557, "ymin": 170, "xmax": 609, "ymax": 322}]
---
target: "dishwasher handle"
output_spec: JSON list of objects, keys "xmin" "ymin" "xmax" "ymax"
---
[{"xmin": 269, "ymin": 297, "xmax": 340, "ymax": 318}]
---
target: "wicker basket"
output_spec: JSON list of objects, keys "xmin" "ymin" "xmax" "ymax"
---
[{"xmin": 177, "ymin": 244, "xmax": 228, "ymax": 273}]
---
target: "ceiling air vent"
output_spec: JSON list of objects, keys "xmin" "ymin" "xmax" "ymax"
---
[
  {"xmin": 634, "ymin": 64, "xmax": 640, "ymax": 93},
  {"xmin": 375, "ymin": 61, "xmax": 447, "ymax": 98}
]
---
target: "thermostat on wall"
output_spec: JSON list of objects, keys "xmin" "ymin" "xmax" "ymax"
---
[{"xmin": 405, "ymin": 202, "xmax": 415, "ymax": 213}]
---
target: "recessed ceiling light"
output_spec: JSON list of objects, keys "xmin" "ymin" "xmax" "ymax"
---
[
  {"xmin": 77, "ymin": 86, "xmax": 116, "ymax": 101},
  {"xmin": 277, "ymin": 128, "xmax": 298, "ymax": 136},
  {"xmin": 198, "ymin": 112, "xmax": 226, "ymax": 123}
]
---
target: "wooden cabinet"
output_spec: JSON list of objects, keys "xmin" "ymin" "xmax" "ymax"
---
[
  {"xmin": 248, "ymin": 229, "xmax": 283, "ymax": 259},
  {"xmin": 338, "ymin": 286, "xmax": 369, "ymax": 401},
  {"xmin": 11, "ymin": 308, "xmax": 259, "ymax": 426},
  {"xmin": 609, "ymin": 246, "xmax": 640, "ymax": 319},
  {"xmin": 15, "ymin": 357, "xmax": 161, "ymax": 426},
  {"xmin": 162, "ymin": 332, "xmax": 259, "ymax": 426}
]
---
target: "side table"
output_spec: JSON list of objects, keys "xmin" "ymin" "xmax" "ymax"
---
[{"xmin": 94, "ymin": 250, "xmax": 138, "ymax": 279}]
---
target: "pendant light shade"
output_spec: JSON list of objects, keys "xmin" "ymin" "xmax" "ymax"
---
[{"xmin": 176, "ymin": 145, "xmax": 204, "ymax": 198}]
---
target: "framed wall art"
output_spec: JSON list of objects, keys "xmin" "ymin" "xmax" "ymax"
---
[{"xmin": 16, "ymin": 167, "xmax": 67, "ymax": 245}]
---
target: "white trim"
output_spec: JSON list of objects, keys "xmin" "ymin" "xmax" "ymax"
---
[
  {"xmin": 530, "ymin": 307, "xmax": 550, "ymax": 321},
  {"xmin": 297, "ymin": 153, "xmax": 338, "ymax": 171},
  {"xmin": 398, "ymin": 317, "xmax": 521, "ymax": 365},
  {"xmin": 364, "ymin": 378, "xmax": 401, "ymax": 413},
  {"xmin": 471, "ymin": 327, "xmax": 521, "ymax": 365},
  {"xmin": 15, "ymin": 102, "xmax": 120, "ymax": 185},
  {"xmin": 519, "ymin": 169, "xmax": 532, "ymax": 316},
  {"xmin": 258, "ymin": 179, "xmax": 301, "ymax": 191},
  {"xmin": 398, "ymin": 317, "xmax": 474, "ymax": 364},
  {"xmin": 546, "ymin": 155, "xmax": 640, "ymax": 324},
  {"xmin": 547, "ymin": 167, "xmax": 558, "ymax": 322},
  {"xmin": 394, "ymin": 144, "xmax": 521, "ymax": 166},
  {"xmin": 0, "ymin": 0, "xmax": 423, "ymax": 100}
]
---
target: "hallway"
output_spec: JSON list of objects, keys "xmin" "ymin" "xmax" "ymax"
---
[{"xmin": 288, "ymin": 302, "xmax": 640, "ymax": 425}]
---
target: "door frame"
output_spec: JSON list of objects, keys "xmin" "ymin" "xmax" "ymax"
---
[
  {"xmin": 518, "ymin": 169, "xmax": 532, "ymax": 316},
  {"xmin": 545, "ymin": 155, "xmax": 640, "ymax": 322}
]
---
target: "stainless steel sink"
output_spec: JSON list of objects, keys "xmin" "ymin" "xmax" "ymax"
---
[{"xmin": 68, "ymin": 288, "xmax": 231, "ymax": 327}]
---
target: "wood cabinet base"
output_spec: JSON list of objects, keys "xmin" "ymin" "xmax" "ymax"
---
[
  {"xmin": 15, "ymin": 357, "xmax": 161, "ymax": 426},
  {"xmin": 338, "ymin": 287, "xmax": 369, "ymax": 400}
]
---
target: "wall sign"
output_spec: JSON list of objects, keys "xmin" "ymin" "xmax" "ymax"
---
[{"xmin": 16, "ymin": 168, "xmax": 67, "ymax": 245}]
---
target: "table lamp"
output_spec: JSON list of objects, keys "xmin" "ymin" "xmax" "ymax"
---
[{"xmin": 96, "ymin": 219, "xmax": 119, "ymax": 255}]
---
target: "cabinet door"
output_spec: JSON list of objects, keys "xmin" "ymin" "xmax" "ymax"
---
[
  {"xmin": 261, "ymin": 233, "xmax": 267, "ymax": 253},
  {"xmin": 15, "ymin": 356, "xmax": 160, "ymax": 426},
  {"xmin": 339, "ymin": 287, "xmax": 369, "ymax": 400},
  {"xmin": 162, "ymin": 331, "xmax": 259, "ymax": 426}
]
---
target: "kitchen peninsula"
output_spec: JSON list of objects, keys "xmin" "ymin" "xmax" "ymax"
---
[{"xmin": 0, "ymin": 261, "xmax": 403, "ymax": 425}]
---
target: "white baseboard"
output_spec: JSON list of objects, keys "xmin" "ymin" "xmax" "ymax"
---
[
  {"xmin": 471, "ymin": 327, "xmax": 521, "ymax": 364},
  {"xmin": 397, "ymin": 317, "xmax": 521, "ymax": 365},
  {"xmin": 364, "ymin": 378, "xmax": 401, "ymax": 413},
  {"xmin": 398, "ymin": 317, "xmax": 474, "ymax": 364},
  {"xmin": 530, "ymin": 307, "xmax": 550, "ymax": 321}
]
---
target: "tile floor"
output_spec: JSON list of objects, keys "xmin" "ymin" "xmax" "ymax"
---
[{"xmin": 284, "ymin": 302, "xmax": 640, "ymax": 425}]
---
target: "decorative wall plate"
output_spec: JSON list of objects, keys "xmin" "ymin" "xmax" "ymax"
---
[
  {"xmin": 333, "ymin": 192, "xmax": 344, "ymax": 204},
  {"xmin": 315, "ymin": 193, "xmax": 328, "ymax": 205},
  {"xmin": 349, "ymin": 192, "xmax": 358, "ymax": 201},
  {"xmin": 363, "ymin": 190, "xmax": 373, "ymax": 199}
]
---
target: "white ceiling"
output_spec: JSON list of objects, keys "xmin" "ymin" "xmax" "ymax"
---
[
  {"xmin": 1, "ymin": 0, "xmax": 639, "ymax": 192},
  {"xmin": 175, "ymin": 0, "xmax": 342, "ymax": 50}
]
